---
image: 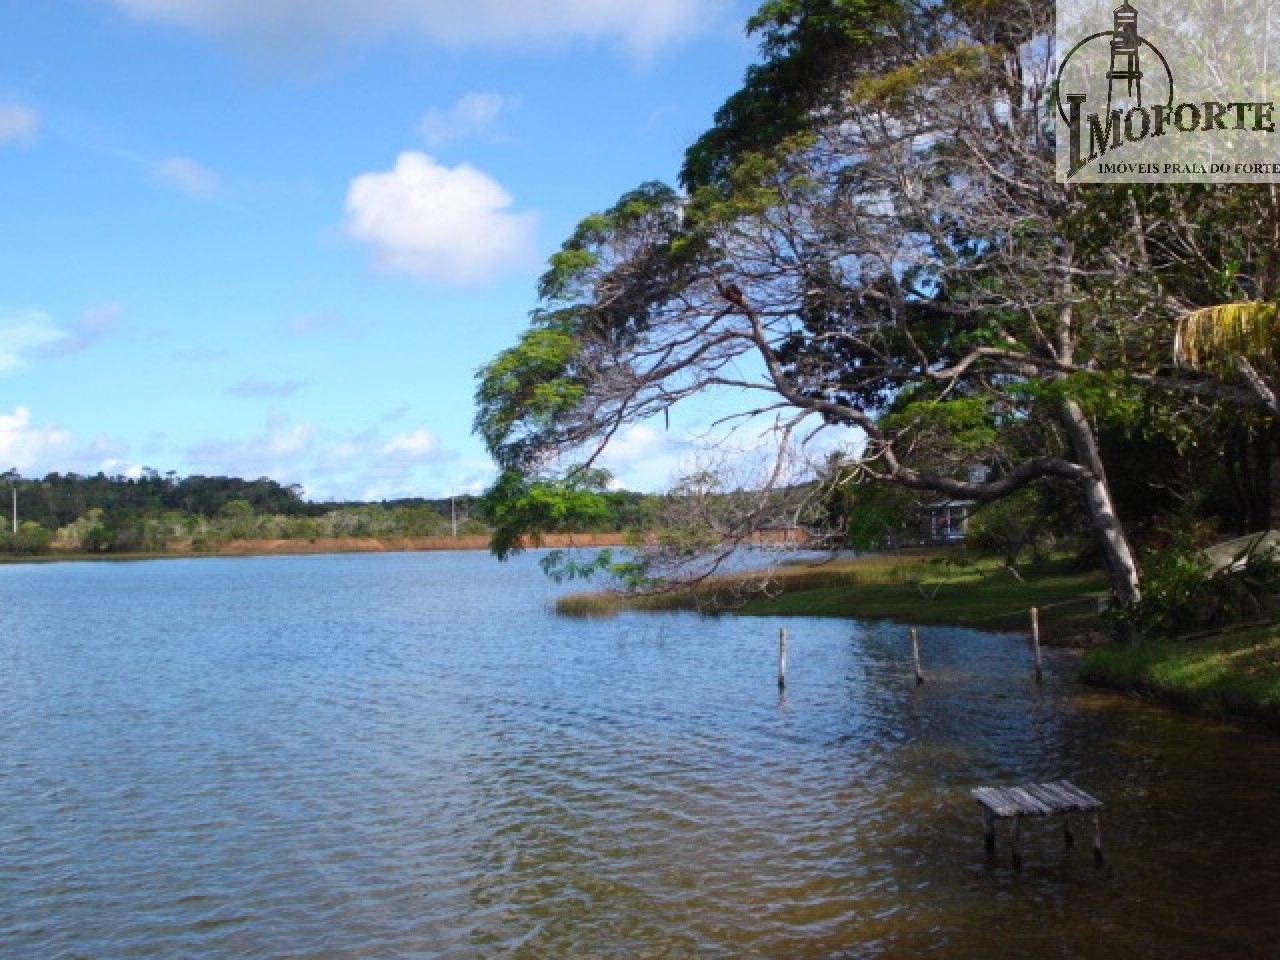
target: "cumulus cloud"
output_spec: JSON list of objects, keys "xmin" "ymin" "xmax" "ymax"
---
[
  {"xmin": 419, "ymin": 92, "xmax": 516, "ymax": 147},
  {"xmin": 186, "ymin": 417, "xmax": 316, "ymax": 476},
  {"xmin": 183, "ymin": 414, "xmax": 456, "ymax": 499},
  {"xmin": 597, "ymin": 423, "xmax": 696, "ymax": 491},
  {"xmin": 97, "ymin": 459, "xmax": 147, "ymax": 479},
  {"xmin": 226, "ymin": 377, "xmax": 307, "ymax": 399},
  {"xmin": 153, "ymin": 155, "xmax": 221, "ymax": 198},
  {"xmin": 72, "ymin": 435, "xmax": 134, "ymax": 469},
  {"xmin": 0, "ymin": 304, "xmax": 125, "ymax": 372},
  {"xmin": 106, "ymin": 0, "xmax": 725, "ymax": 59},
  {"xmin": 384, "ymin": 427, "xmax": 436, "ymax": 457},
  {"xmin": 0, "ymin": 100, "xmax": 39, "ymax": 146},
  {"xmin": 0, "ymin": 406, "xmax": 73, "ymax": 470},
  {"xmin": 344, "ymin": 151, "xmax": 536, "ymax": 284}
]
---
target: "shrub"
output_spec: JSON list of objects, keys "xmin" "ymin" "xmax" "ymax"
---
[{"xmin": 1106, "ymin": 534, "xmax": 1280, "ymax": 640}]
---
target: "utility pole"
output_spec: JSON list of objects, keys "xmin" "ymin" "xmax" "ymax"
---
[{"xmin": 451, "ymin": 495, "xmax": 458, "ymax": 537}]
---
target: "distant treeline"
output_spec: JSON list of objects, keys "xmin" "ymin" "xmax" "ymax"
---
[{"xmin": 0, "ymin": 470, "xmax": 655, "ymax": 555}]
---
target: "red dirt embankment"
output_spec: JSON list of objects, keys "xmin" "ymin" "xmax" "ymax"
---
[{"xmin": 202, "ymin": 533, "xmax": 630, "ymax": 556}]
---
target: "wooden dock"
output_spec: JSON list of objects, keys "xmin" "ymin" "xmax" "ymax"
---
[{"xmin": 971, "ymin": 780, "xmax": 1103, "ymax": 868}]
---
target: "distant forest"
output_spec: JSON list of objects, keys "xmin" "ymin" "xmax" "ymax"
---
[{"xmin": 0, "ymin": 470, "xmax": 654, "ymax": 555}]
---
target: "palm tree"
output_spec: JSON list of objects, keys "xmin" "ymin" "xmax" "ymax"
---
[{"xmin": 1175, "ymin": 301, "xmax": 1280, "ymax": 418}]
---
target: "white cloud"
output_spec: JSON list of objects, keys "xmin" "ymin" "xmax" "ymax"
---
[
  {"xmin": 107, "ymin": 0, "xmax": 726, "ymax": 59},
  {"xmin": 384, "ymin": 427, "xmax": 436, "ymax": 457},
  {"xmin": 0, "ymin": 101, "xmax": 39, "ymax": 146},
  {"xmin": 0, "ymin": 406, "xmax": 73, "ymax": 471},
  {"xmin": 419, "ymin": 92, "xmax": 516, "ymax": 147},
  {"xmin": 154, "ymin": 155, "xmax": 221, "ymax": 198},
  {"xmin": 73, "ymin": 435, "xmax": 133, "ymax": 468},
  {"xmin": 36, "ymin": 303, "xmax": 126, "ymax": 361},
  {"xmin": 183, "ymin": 414, "xmax": 455, "ymax": 500},
  {"xmin": 0, "ymin": 311, "xmax": 71, "ymax": 375},
  {"xmin": 266, "ymin": 422, "xmax": 315, "ymax": 458},
  {"xmin": 98, "ymin": 459, "xmax": 146, "ymax": 480},
  {"xmin": 0, "ymin": 304, "xmax": 125, "ymax": 372},
  {"xmin": 597, "ymin": 424, "xmax": 696, "ymax": 491},
  {"xmin": 344, "ymin": 151, "xmax": 536, "ymax": 284},
  {"xmin": 186, "ymin": 417, "xmax": 316, "ymax": 476}
]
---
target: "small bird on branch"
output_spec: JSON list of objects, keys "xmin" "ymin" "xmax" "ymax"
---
[{"xmin": 716, "ymin": 280, "xmax": 749, "ymax": 311}]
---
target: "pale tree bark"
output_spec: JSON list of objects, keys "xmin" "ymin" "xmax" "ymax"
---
[
  {"xmin": 1059, "ymin": 399, "xmax": 1142, "ymax": 605},
  {"xmin": 1235, "ymin": 356, "xmax": 1280, "ymax": 420}
]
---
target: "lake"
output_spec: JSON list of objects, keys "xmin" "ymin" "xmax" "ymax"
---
[{"xmin": 2, "ymin": 551, "xmax": 1279, "ymax": 958}]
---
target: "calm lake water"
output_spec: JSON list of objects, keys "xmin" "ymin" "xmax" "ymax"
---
[{"xmin": 2, "ymin": 551, "xmax": 1280, "ymax": 959}]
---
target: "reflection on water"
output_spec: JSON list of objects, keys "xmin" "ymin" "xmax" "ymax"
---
[{"xmin": 2, "ymin": 552, "xmax": 1279, "ymax": 958}]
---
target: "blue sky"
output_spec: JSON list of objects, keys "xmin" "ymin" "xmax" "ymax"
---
[{"xmin": 0, "ymin": 0, "xmax": 758, "ymax": 500}]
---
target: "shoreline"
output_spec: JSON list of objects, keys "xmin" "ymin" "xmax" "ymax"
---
[
  {"xmin": 556, "ymin": 549, "xmax": 1108, "ymax": 645},
  {"xmin": 4, "ymin": 532, "xmax": 631, "ymax": 564},
  {"xmin": 555, "ymin": 549, "xmax": 1280, "ymax": 732},
  {"xmin": 1081, "ymin": 622, "xmax": 1280, "ymax": 730}
]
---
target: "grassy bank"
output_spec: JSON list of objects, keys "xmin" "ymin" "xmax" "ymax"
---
[
  {"xmin": 557, "ymin": 547, "xmax": 1280, "ymax": 729},
  {"xmin": 1081, "ymin": 622, "xmax": 1280, "ymax": 728},
  {"xmin": 557, "ymin": 549, "xmax": 1108, "ymax": 641}
]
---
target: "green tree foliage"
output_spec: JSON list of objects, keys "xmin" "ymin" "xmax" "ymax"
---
[
  {"xmin": 823, "ymin": 476, "xmax": 918, "ymax": 552},
  {"xmin": 480, "ymin": 468, "xmax": 614, "ymax": 560},
  {"xmin": 1105, "ymin": 535, "xmax": 1280, "ymax": 641},
  {"xmin": 0, "ymin": 468, "xmax": 655, "ymax": 557},
  {"xmin": 966, "ymin": 491, "xmax": 1057, "ymax": 568},
  {"xmin": 473, "ymin": 0, "xmax": 1165, "ymax": 603},
  {"xmin": 474, "ymin": 0, "xmax": 1280, "ymax": 608},
  {"xmin": 0, "ymin": 521, "xmax": 53, "ymax": 555},
  {"xmin": 681, "ymin": 0, "xmax": 912, "ymax": 190}
]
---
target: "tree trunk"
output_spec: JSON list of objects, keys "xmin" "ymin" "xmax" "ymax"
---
[
  {"xmin": 1060, "ymin": 400, "xmax": 1142, "ymax": 605},
  {"xmin": 1252, "ymin": 426, "xmax": 1273, "ymax": 532},
  {"xmin": 1225, "ymin": 430, "xmax": 1247, "ymax": 534}
]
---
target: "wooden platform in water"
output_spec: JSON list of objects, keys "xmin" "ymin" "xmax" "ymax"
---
[
  {"xmin": 970, "ymin": 780, "xmax": 1103, "ymax": 868},
  {"xmin": 971, "ymin": 781, "xmax": 1101, "ymax": 819}
]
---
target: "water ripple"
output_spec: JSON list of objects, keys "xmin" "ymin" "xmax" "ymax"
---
[{"xmin": 3, "ymin": 553, "xmax": 1280, "ymax": 958}]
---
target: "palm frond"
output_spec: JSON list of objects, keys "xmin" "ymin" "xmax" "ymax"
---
[{"xmin": 1174, "ymin": 302, "xmax": 1280, "ymax": 378}]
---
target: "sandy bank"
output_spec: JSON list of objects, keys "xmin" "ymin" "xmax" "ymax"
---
[{"xmin": 196, "ymin": 532, "xmax": 631, "ymax": 556}]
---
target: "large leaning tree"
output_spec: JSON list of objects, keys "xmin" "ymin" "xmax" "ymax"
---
[{"xmin": 477, "ymin": 0, "xmax": 1272, "ymax": 606}]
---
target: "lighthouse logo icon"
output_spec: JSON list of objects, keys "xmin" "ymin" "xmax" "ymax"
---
[
  {"xmin": 1055, "ymin": 0, "xmax": 1183, "ymax": 180},
  {"xmin": 1106, "ymin": 1, "xmax": 1143, "ymax": 113},
  {"xmin": 1056, "ymin": 0, "xmax": 1280, "ymax": 183},
  {"xmin": 1056, "ymin": 0, "xmax": 1175, "ymax": 131}
]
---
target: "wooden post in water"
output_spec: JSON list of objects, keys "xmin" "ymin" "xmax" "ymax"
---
[
  {"xmin": 910, "ymin": 627, "xmax": 924, "ymax": 685},
  {"xmin": 1030, "ymin": 606, "xmax": 1044, "ymax": 684},
  {"xmin": 777, "ymin": 627, "xmax": 788, "ymax": 690}
]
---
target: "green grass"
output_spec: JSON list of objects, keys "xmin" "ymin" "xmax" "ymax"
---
[
  {"xmin": 1081, "ymin": 622, "xmax": 1280, "ymax": 728},
  {"xmin": 555, "ymin": 549, "xmax": 1108, "ymax": 638}
]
